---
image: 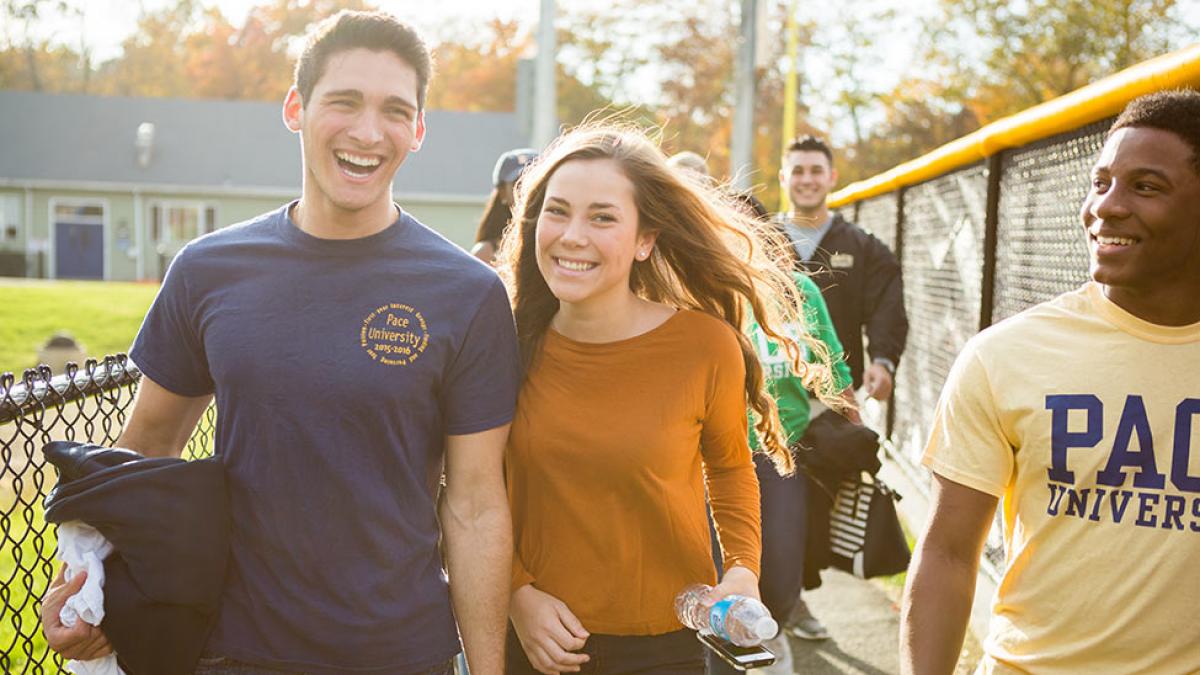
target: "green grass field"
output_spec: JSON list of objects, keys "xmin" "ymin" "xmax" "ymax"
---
[
  {"xmin": 0, "ymin": 279, "xmax": 160, "ymax": 377},
  {"xmin": 0, "ymin": 279, "xmax": 161, "ymax": 669}
]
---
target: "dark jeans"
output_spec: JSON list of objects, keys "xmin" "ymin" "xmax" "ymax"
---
[
  {"xmin": 753, "ymin": 454, "xmax": 809, "ymax": 622},
  {"xmin": 194, "ymin": 655, "xmax": 455, "ymax": 675},
  {"xmin": 708, "ymin": 455, "xmax": 809, "ymax": 620},
  {"xmin": 505, "ymin": 626, "xmax": 705, "ymax": 675},
  {"xmin": 707, "ymin": 455, "xmax": 809, "ymax": 675}
]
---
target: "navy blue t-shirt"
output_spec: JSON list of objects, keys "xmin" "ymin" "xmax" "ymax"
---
[{"xmin": 130, "ymin": 203, "xmax": 522, "ymax": 673}]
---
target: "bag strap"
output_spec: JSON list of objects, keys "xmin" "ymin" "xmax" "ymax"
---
[
  {"xmin": 797, "ymin": 460, "xmax": 904, "ymax": 504},
  {"xmin": 790, "ymin": 441, "xmax": 839, "ymax": 501}
]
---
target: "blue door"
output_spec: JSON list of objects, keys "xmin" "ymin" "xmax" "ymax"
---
[{"xmin": 55, "ymin": 222, "xmax": 104, "ymax": 279}]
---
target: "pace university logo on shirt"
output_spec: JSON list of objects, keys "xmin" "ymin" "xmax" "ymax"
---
[
  {"xmin": 360, "ymin": 303, "xmax": 431, "ymax": 366},
  {"xmin": 1043, "ymin": 394, "xmax": 1200, "ymax": 532}
]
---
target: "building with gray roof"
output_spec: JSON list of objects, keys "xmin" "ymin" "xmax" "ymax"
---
[{"xmin": 0, "ymin": 90, "xmax": 529, "ymax": 280}]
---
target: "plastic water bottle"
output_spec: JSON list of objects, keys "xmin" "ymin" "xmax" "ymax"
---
[{"xmin": 674, "ymin": 584, "xmax": 778, "ymax": 647}]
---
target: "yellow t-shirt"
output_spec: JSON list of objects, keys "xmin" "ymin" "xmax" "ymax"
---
[{"xmin": 923, "ymin": 282, "xmax": 1200, "ymax": 674}]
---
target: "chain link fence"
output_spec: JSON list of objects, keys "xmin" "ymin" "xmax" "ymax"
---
[
  {"xmin": 853, "ymin": 191, "xmax": 900, "ymax": 252},
  {"xmin": 992, "ymin": 119, "xmax": 1112, "ymax": 323},
  {"xmin": 845, "ymin": 122, "xmax": 1110, "ymax": 577},
  {"xmin": 0, "ymin": 357, "xmax": 214, "ymax": 673}
]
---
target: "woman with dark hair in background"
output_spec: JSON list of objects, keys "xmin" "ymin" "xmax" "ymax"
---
[{"xmin": 471, "ymin": 148, "xmax": 538, "ymax": 264}]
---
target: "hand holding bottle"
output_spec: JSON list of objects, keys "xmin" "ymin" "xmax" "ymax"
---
[
  {"xmin": 675, "ymin": 568, "xmax": 778, "ymax": 648},
  {"xmin": 707, "ymin": 565, "xmax": 761, "ymax": 605}
]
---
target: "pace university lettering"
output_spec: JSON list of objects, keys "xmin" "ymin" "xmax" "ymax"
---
[{"xmin": 1043, "ymin": 395, "xmax": 1200, "ymax": 533}]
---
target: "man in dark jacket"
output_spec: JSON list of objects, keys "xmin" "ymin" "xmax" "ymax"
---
[
  {"xmin": 777, "ymin": 136, "xmax": 908, "ymax": 399},
  {"xmin": 775, "ymin": 136, "xmax": 908, "ymax": 640}
]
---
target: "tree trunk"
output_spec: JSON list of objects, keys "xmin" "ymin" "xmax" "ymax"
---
[{"xmin": 24, "ymin": 45, "xmax": 40, "ymax": 90}]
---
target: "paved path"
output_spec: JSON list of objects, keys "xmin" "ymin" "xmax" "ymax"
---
[
  {"xmin": 788, "ymin": 570, "xmax": 900, "ymax": 674},
  {"xmin": 785, "ymin": 570, "xmax": 981, "ymax": 674}
]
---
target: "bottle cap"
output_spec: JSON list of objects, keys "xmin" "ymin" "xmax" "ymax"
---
[{"xmin": 754, "ymin": 617, "xmax": 779, "ymax": 640}]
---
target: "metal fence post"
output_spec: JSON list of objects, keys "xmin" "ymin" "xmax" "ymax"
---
[
  {"xmin": 886, "ymin": 187, "xmax": 905, "ymax": 439},
  {"xmin": 980, "ymin": 153, "xmax": 1003, "ymax": 332}
]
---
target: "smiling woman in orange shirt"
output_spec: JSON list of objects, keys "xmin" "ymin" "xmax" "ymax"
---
[{"xmin": 496, "ymin": 125, "xmax": 835, "ymax": 675}]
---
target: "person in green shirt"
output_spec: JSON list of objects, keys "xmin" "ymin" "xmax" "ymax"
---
[
  {"xmin": 744, "ymin": 272, "xmax": 857, "ymax": 673},
  {"xmin": 750, "ymin": 273, "xmax": 855, "ymax": 446}
]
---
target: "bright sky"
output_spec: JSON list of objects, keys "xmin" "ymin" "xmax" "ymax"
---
[
  {"xmin": 64, "ymin": 0, "xmax": 539, "ymax": 61},
  {"xmin": 26, "ymin": 0, "xmax": 1200, "ymax": 144},
  {"xmin": 19, "ymin": 0, "xmax": 931, "ymax": 143}
]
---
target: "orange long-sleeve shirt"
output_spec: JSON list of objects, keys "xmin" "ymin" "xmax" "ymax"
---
[{"xmin": 506, "ymin": 309, "xmax": 762, "ymax": 635}]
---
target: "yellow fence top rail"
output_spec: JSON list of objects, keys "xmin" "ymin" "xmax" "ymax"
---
[{"xmin": 828, "ymin": 43, "xmax": 1200, "ymax": 207}]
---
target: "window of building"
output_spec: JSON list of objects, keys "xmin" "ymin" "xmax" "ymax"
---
[
  {"xmin": 1, "ymin": 194, "xmax": 21, "ymax": 245},
  {"xmin": 151, "ymin": 202, "xmax": 216, "ymax": 245},
  {"xmin": 149, "ymin": 201, "xmax": 217, "ymax": 279},
  {"xmin": 55, "ymin": 203, "xmax": 104, "ymax": 223}
]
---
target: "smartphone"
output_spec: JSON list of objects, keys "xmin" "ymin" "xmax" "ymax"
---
[{"xmin": 696, "ymin": 631, "xmax": 776, "ymax": 671}]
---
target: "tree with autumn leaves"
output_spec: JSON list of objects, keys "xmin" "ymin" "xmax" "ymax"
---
[{"xmin": 2, "ymin": 0, "xmax": 1196, "ymax": 195}]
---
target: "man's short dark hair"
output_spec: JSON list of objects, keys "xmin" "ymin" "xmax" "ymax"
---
[
  {"xmin": 785, "ymin": 135, "xmax": 834, "ymax": 166},
  {"xmin": 294, "ymin": 11, "xmax": 433, "ymax": 112},
  {"xmin": 1110, "ymin": 89, "xmax": 1200, "ymax": 174}
]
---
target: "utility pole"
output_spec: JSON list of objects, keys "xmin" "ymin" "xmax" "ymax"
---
[
  {"xmin": 533, "ymin": 0, "xmax": 558, "ymax": 149},
  {"xmin": 779, "ymin": 0, "xmax": 799, "ymax": 213},
  {"xmin": 730, "ymin": 0, "xmax": 759, "ymax": 191}
]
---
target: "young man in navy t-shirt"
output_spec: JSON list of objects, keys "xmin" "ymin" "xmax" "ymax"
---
[{"xmin": 41, "ymin": 11, "xmax": 521, "ymax": 675}]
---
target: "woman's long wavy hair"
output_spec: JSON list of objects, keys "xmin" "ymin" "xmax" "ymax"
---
[
  {"xmin": 496, "ymin": 124, "xmax": 841, "ymax": 475},
  {"xmin": 473, "ymin": 187, "xmax": 511, "ymax": 245}
]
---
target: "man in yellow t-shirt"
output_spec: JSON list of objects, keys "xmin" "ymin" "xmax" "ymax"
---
[{"xmin": 900, "ymin": 90, "xmax": 1200, "ymax": 674}]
